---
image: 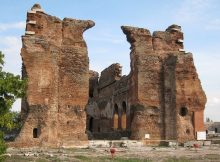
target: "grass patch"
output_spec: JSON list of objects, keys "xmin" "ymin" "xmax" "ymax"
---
[
  {"xmin": 74, "ymin": 155, "xmax": 152, "ymax": 162},
  {"xmin": 96, "ymin": 156, "xmax": 152, "ymax": 162},
  {"xmin": 205, "ymin": 154, "xmax": 220, "ymax": 160},
  {"xmin": 164, "ymin": 157, "xmax": 191, "ymax": 162},
  {"xmin": 74, "ymin": 155, "xmax": 91, "ymax": 161},
  {"xmin": 4, "ymin": 155, "xmax": 35, "ymax": 162},
  {"xmin": 46, "ymin": 156, "xmax": 67, "ymax": 162},
  {"xmin": 113, "ymin": 157, "xmax": 152, "ymax": 162},
  {"xmin": 4, "ymin": 155, "xmax": 63, "ymax": 162},
  {"xmin": 35, "ymin": 159, "xmax": 49, "ymax": 162},
  {"xmin": 66, "ymin": 147, "xmax": 93, "ymax": 154},
  {"xmin": 0, "ymin": 155, "xmax": 6, "ymax": 162}
]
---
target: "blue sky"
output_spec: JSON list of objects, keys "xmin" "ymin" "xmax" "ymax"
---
[{"xmin": 0, "ymin": 0, "xmax": 219, "ymax": 121}]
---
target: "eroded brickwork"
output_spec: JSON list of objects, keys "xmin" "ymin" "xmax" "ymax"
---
[
  {"xmin": 15, "ymin": 4, "xmax": 206, "ymax": 146},
  {"xmin": 15, "ymin": 4, "xmax": 94, "ymax": 147},
  {"xmin": 87, "ymin": 25, "xmax": 206, "ymax": 143}
]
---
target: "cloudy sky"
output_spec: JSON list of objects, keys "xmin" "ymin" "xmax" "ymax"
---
[{"xmin": 0, "ymin": 0, "xmax": 219, "ymax": 121}]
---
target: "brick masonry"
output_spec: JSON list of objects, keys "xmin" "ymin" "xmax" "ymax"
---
[{"xmin": 14, "ymin": 4, "xmax": 206, "ymax": 147}]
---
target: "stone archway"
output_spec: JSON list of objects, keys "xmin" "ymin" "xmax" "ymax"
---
[
  {"xmin": 89, "ymin": 117, "xmax": 93, "ymax": 132},
  {"xmin": 121, "ymin": 101, "xmax": 127, "ymax": 130},
  {"xmin": 113, "ymin": 104, "xmax": 119, "ymax": 130}
]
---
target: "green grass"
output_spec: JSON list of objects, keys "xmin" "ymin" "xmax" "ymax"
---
[
  {"xmin": 74, "ymin": 155, "xmax": 91, "ymax": 161},
  {"xmin": 4, "ymin": 155, "xmax": 34, "ymax": 162},
  {"xmin": 0, "ymin": 155, "xmax": 6, "ymax": 162},
  {"xmin": 4, "ymin": 155, "xmax": 204, "ymax": 162},
  {"xmin": 74, "ymin": 155, "xmax": 153, "ymax": 162},
  {"xmin": 205, "ymin": 154, "xmax": 220, "ymax": 160},
  {"xmin": 80, "ymin": 156, "xmax": 152, "ymax": 162},
  {"xmin": 111, "ymin": 157, "xmax": 152, "ymax": 162},
  {"xmin": 35, "ymin": 159, "xmax": 49, "ymax": 162},
  {"xmin": 164, "ymin": 157, "xmax": 191, "ymax": 162},
  {"xmin": 4, "ymin": 155, "xmax": 68, "ymax": 162},
  {"xmin": 4, "ymin": 154, "xmax": 220, "ymax": 162}
]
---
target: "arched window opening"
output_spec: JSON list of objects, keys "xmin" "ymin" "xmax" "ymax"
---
[
  {"xmin": 186, "ymin": 129, "xmax": 190, "ymax": 135},
  {"xmin": 114, "ymin": 104, "xmax": 118, "ymax": 114},
  {"xmin": 180, "ymin": 107, "xmax": 188, "ymax": 117},
  {"xmin": 33, "ymin": 128, "xmax": 38, "ymax": 138},
  {"xmin": 89, "ymin": 117, "xmax": 93, "ymax": 132},
  {"xmin": 121, "ymin": 101, "xmax": 127, "ymax": 130},
  {"xmin": 89, "ymin": 91, "xmax": 93, "ymax": 98},
  {"xmin": 122, "ymin": 101, "xmax": 126, "ymax": 113},
  {"xmin": 89, "ymin": 84, "xmax": 94, "ymax": 98},
  {"xmin": 113, "ymin": 104, "xmax": 119, "ymax": 130},
  {"xmin": 215, "ymin": 128, "xmax": 218, "ymax": 133}
]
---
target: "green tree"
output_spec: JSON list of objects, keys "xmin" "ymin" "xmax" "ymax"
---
[{"xmin": 0, "ymin": 51, "xmax": 26, "ymax": 159}]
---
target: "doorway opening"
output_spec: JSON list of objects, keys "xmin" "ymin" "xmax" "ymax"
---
[
  {"xmin": 33, "ymin": 128, "xmax": 38, "ymax": 138},
  {"xmin": 113, "ymin": 104, "xmax": 119, "ymax": 130},
  {"xmin": 121, "ymin": 101, "xmax": 127, "ymax": 130},
  {"xmin": 89, "ymin": 117, "xmax": 93, "ymax": 132}
]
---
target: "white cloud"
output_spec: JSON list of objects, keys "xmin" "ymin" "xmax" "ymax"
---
[
  {"xmin": 192, "ymin": 49, "xmax": 220, "ymax": 121},
  {"xmin": 90, "ymin": 37, "xmax": 123, "ymax": 44},
  {"xmin": 0, "ymin": 36, "xmax": 22, "ymax": 112},
  {"xmin": 174, "ymin": 0, "xmax": 213, "ymax": 23},
  {"xmin": 213, "ymin": 97, "xmax": 220, "ymax": 104},
  {"xmin": 89, "ymin": 48, "xmax": 109, "ymax": 54},
  {"xmin": 174, "ymin": 0, "xmax": 220, "ymax": 33},
  {"xmin": 11, "ymin": 99, "xmax": 21, "ymax": 112},
  {"xmin": 0, "ymin": 36, "xmax": 21, "ymax": 49},
  {"xmin": 205, "ymin": 19, "xmax": 220, "ymax": 30},
  {"xmin": 207, "ymin": 97, "xmax": 220, "ymax": 107},
  {"xmin": 205, "ymin": 94, "xmax": 220, "ymax": 122},
  {"xmin": 0, "ymin": 21, "xmax": 25, "ymax": 32},
  {"xmin": 0, "ymin": 36, "xmax": 22, "ymax": 75},
  {"xmin": 85, "ymin": 31, "xmax": 124, "ymax": 44}
]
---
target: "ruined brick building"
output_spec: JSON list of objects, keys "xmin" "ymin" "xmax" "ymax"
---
[{"xmin": 15, "ymin": 4, "xmax": 206, "ymax": 147}]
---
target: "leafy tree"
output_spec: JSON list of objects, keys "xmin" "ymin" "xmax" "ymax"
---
[
  {"xmin": 0, "ymin": 51, "xmax": 26, "ymax": 158},
  {"xmin": 0, "ymin": 132, "xmax": 6, "ymax": 161}
]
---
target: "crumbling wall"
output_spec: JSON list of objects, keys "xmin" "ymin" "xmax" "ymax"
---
[
  {"xmin": 16, "ymin": 4, "xmax": 94, "ymax": 147},
  {"xmin": 166, "ymin": 54, "xmax": 206, "ymax": 142},
  {"xmin": 121, "ymin": 26, "xmax": 163, "ymax": 140},
  {"xmin": 16, "ymin": 4, "xmax": 206, "ymax": 144},
  {"xmin": 121, "ymin": 25, "xmax": 206, "ymax": 142},
  {"xmin": 89, "ymin": 70, "xmax": 99, "ymax": 98},
  {"xmin": 86, "ymin": 25, "xmax": 206, "ymax": 142},
  {"xmin": 86, "ymin": 64, "xmax": 131, "ymax": 139}
]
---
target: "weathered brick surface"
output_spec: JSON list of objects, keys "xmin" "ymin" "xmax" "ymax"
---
[
  {"xmin": 120, "ymin": 25, "xmax": 206, "ymax": 142},
  {"xmin": 15, "ymin": 4, "xmax": 206, "ymax": 145},
  {"xmin": 15, "ymin": 4, "xmax": 94, "ymax": 147},
  {"xmin": 86, "ymin": 63, "xmax": 130, "ymax": 138},
  {"xmin": 86, "ymin": 25, "xmax": 206, "ymax": 142}
]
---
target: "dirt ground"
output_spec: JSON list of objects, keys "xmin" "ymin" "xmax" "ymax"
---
[{"xmin": 3, "ymin": 144, "xmax": 220, "ymax": 162}]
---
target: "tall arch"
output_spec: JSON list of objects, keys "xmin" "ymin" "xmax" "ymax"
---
[
  {"xmin": 113, "ymin": 104, "xmax": 119, "ymax": 130},
  {"xmin": 121, "ymin": 101, "xmax": 127, "ymax": 130},
  {"xmin": 89, "ymin": 117, "xmax": 93, "ymax": 132}
]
